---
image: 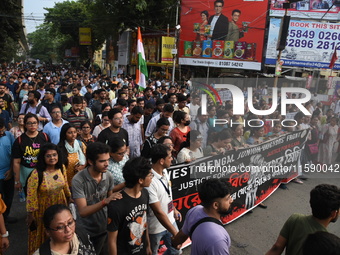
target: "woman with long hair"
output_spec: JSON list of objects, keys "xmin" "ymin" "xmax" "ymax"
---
[
  {"xmin": 177, "ymin": 130, "xmax": 204, "ymax": 163},
  {"xmin": 78, "ymin": 120, "xmax": 96, "ymax": 146},
  {"xmin": 34, "ymin": 204, "xmax": 95, "ymax": 255},
  {"xmin": 26, "ymin": 143, "xmax": 71, "ymax": 255},
  {"xmin": 170, "ymin": 111, "xmax": 190, "ymax": 155},
  {"xmin": 57, "ymin": 123, "xmax": 86, "ymax": 187},
  {"xmin": 13, "ymin": 113, "xmax": 50, "ymax": 191}
]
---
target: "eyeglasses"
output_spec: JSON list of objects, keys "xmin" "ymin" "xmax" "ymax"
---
[
  {"xmin": 82, "ymin": 126, "xmax": 91, "ymax": 129},
  {"xmin": 45, "ymin": 153, "xmax": 58, "ymax": 158},
  {"xmin": 215, "ymin": 5, "xmax": 223, "ymax": 7},
  {"xmin": 45, "ymin": 92, "xmax": 52, "ymax": 94},
  {"xmin": 48, "ymin": 219, "xmax": 75, "ymax": 232},
  {"xmin": 103, "ymin": 119, "xmax": 110, "ymax": 122},
  {"xmin": 164, "ymin": 143, "xmax": 174, "ymax": 147},
  {"xmin": 26, "ymin": 122, "xmax": 38, "ymax": 126},
  {"xmin": 52, "ymin": 111, "xmax": 61, "ymax": 114},
  {"xmin": 113, "ymin": 117, "xmax": 123, "ymax": 121}
]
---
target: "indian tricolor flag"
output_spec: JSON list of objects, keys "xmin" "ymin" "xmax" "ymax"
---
[{"xmin": 136, "ymin": 27, "xmax": 148, "ymax": 88}]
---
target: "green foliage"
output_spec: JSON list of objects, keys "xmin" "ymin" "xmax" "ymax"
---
[
  {"xmin": 0, "ymin": 0, "xmax": 24, "ymax": 63},
  {"xmin": 28, "ymin": 23, "xmax": 69, "ymax": 63}
]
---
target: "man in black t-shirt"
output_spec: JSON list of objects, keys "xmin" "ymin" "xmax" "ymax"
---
[
  {"xmin": 97, "ymin": 108, "xmax": 129, "ymax": 153},
  {"xmin": 107, "ymin": 157, "xmax": 153, "ymax": 255}
]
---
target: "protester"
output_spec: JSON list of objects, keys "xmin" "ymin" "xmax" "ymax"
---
[
  {"xmin": 78, "ymin": 120, "xmax": 96, "ymax": 146},
  {"xmin": 0, "ymin": 117, "xmax": 15, "ymax": 224},
  {"xmin": 302, "ymin": 231, "xmax": 340, "ymax": 255},
  {"xmin": 172, "ymin": 178, "xmax": 233, "ymax": 254},
  {"xmin": 146, "ymin": 144, "xmax": 181, "ymax": 255},
  {"xmin": 20, "ymin": 91, "xmax": 51, "ymax": 130},
  {"xmin": 107, "ymin": 157, "xmax": 153, "ymax": 255},
  {"xmin": 13, "ymin": 113, "xmax": 50, "ymax": 191},
  {"xmin": 34, "ymin": 204, "xmax": 96, "ymax": 255},
  {"xmin": 57, "ymin": 123, "xmax": 86, "ymax": 187},
  {"xmin": 92, "ymin": 111, "xmax": 111, "ymax": 138},
  {"xmin": 177, "ymin": 130, "xmax": 203, "ymax": 163},
  {"xmin": 26, "ymin": 143, "xmax": 71, "ymax": 255},
  {"xmin": 203, "ymin": 129, "xmax": 233, "ymax": 156},
  {"xmin": 63, "ymin": 96, "xmax": 88, "ymax": 129},
  {"xmin": 266, "ymin": 184, "xmax": 340, "ymax": 255},
  {"xmin": 170, "ymin": 111, "xmax": 190, "ymax": 155},
  {"xmin": 72, "ymin": 142, "xmax": 122, "ymax": 254},
  {"xmin": 97, "ymin": 108, "xmax": 129, "ymax": 150},
  {"xmin": 10, "ymin": 113, "xmax": 25, "ymax": 139},
  {"xmin": 107, "ymin": 137, "xmax": 128, "ymax": 192},
  {"xmin": 43, "ymin": 106, "xmax": 68, "ymax": 145},
  {"xmin": 230, "ymin": 124, "xmax": 247, "ymax": 149},
  {"xmin": 122, "ymin": 106, "xmax": 144, "ymax": 158},
  {"xmin": 141, "ymin": 118, "xmax": 170, "ymax": 159}
]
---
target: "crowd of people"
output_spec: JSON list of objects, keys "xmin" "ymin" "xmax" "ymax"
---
[{"xmin": 0, "ymin": 65, "xmax": 339, "ymax": 255}]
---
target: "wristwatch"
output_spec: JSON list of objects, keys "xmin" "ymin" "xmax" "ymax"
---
[{"xmin": 2, "ymin": 231, "xmax": 9, "ymax": 238}]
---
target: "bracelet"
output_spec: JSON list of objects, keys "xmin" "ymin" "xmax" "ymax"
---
[
  {"xmin": 101, "ymin": 199, "xmax": 107, "ymax": 207},
  {"xmin": 1, "ymin": 231, "xmax": 9, "ymax": 238},
  {"xmin": 15, "ymin": 181, "xmax": 20, "ymax": 185}
]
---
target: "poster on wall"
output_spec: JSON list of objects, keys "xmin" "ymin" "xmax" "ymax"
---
[
  {"xmin": 265, "ymin": 18, "xmax": 340, "ymax": 70},
  {"xmin": 179, "ymin": 0, "xmax": 269, "ymax": 71},
  {"xmin": 269, "ymin": 0, "xmax": 340, "ymax": 20}
]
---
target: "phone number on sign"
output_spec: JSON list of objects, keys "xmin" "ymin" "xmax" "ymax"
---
[{"xmin": 296, "ymin": 164, "xmax": 340, "ymax": 173}]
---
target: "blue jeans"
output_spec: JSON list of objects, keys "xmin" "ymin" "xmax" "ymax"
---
[{"xmin": 149, "ymin": 222, "xmax": 180, "ymax": 255}]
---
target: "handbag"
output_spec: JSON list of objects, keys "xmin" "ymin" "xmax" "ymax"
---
[{"xmin": 307, "ymin": 143, "xmax": 319, "ymax": 154}]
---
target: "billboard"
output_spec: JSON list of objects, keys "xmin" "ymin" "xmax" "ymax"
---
[
  {"xmin": 79, "ymin": 27, "xmax": 92, "ymax": 45},
  {"xmin": 179, "ymin": 0, "xmax": 269, "ymax": 71},
  {"xmin": 269, "ymin": 0, "xmax": 340, "ymax": 20},
  {"xmin": 161, "ymin": 37, "xmax": 176, "ymax": 63},
  {"xmin": 265, "ymin": 19, "xmax": 340, "ymax": 70}
]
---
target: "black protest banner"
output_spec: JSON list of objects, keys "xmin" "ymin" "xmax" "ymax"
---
[{"xmin": 169, "ymin": 129, "xmax": 309, "ymax": 232}]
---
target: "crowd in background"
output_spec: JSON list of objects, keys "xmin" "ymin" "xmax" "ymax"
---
[{"xmin": 0, "ymin": 64, "xmax": 339, "ymax": 254}]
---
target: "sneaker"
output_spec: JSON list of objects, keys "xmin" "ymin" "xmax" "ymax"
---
[{"xmin": 279, "ymin": 184, "xmax": 288, "ymax": 190}]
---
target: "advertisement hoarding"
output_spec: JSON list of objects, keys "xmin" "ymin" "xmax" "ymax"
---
[
  {"xmin": 269, "ymin": 0, "xmax": 340, "ymax": 20},
  {"xmin": 79, "ymin": 27, "xmax": 92, "ymax": 45},
  {"xmin": 179, "ymin": 0, "xmax": 269, "ymax": 71},
  {"xmin": 161, "ymin": 37, "xmax": 176, "ymax": 63},
  {"xmin": 265, "ymin": 19, "xmax": 340, "ymax": 70}
]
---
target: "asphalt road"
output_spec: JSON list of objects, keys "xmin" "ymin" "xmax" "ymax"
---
[{"xmin": 5, "ymin": 177, "xmax": 340, "ymax": 255}]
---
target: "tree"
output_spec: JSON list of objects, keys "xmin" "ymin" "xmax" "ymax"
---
[
  {"xmin": 0, "ymin": 0, "xmax": 23, "ymax": 63},
  {"xmin": 27, "ymin": 23, "xmax": 69, "ymax": 63},
  {"xmin": 44, "ymin": 0, "xmax": 105, "ymax": 61}
]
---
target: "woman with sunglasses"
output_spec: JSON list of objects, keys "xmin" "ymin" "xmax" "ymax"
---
[
  {"xmin": 27, "ymin": 143, "xmax": 71, "ymax": 255},
  {"xmin": 34, "ymin": 204, "xmax": 95, "ymax": 255},
  {"xmin": 58, "ymin": 123, "xmax": 86, "ymax": 187}
]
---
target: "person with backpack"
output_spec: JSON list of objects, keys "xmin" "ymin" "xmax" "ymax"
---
[
  {"xmin": 26, "ymin": 143, "xmax": 71, "ymax": 255},
  {"xmin": 172, "ymin": 179, "xmax": 233, "ymax": 254},
  {"xmin": 57, "ymin": 123, "xmax": 86, "ymax": 187},
  {"xmin": 13, "ymin": 113, "xmax": 50, "ymax": 192},
  {"xmin": 19, "ymin": 90, "xmax": 51, "ymax": 131}
]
